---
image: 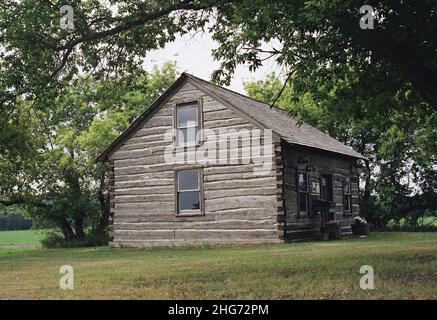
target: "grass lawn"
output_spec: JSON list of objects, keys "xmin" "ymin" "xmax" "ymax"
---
[
  {"xmin": 0, "ymin": 229, "xmax": 44, "ymax": 247},
  {"xmin": 0, "ymin": 232, "xmax": 435, "ymax": 299}
]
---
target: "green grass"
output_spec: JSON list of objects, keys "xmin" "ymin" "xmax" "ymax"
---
[
  {"xmin": 0, "ymin": 232, "xmax": 436, "ymax": 299},
  {"xmin": 0, "ymin": 229, "xmax": 44, "ymax": 246}
]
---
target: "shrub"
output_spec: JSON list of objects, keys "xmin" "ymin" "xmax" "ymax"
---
[
  {"xmin": 41, "ymin": 229, "xmax": 108, "ymax": 248},
  {"xmin": 385, "ymin": 216, "xmax": 437, "ymax": 232}
]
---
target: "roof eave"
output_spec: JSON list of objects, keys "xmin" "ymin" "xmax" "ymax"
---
[{"xmin": 95, "ymin": 73, "xmax": 190, "ymax": 162}]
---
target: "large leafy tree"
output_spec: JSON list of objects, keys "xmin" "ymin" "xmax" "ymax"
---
[
  {"xmin": 0, "ymin": 0, "xmax": 435, "ymax": 114},
  {"xmin": 0, "ymin": 63, "xmax": 177, "ymax": 240}
]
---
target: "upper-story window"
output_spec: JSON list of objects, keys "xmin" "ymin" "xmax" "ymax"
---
[
  {"xmin": 342, "ymin": 177, "xmax": 352, "ymax": 214},
  {"xmin": 176, "ymin": 102, "xmax": 200, "ymax": 145}
]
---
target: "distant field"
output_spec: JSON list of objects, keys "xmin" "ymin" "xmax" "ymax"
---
[
  {"xmin": 0, "ymin": 232, "xmax": 436, "ymax": 299},
  {"xmin": 0, "ymin": 229, "xmax": 44, "ymax": 247}
]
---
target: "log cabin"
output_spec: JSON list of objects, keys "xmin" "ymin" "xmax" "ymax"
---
[{"xmin": 97, "ymin": 73, "xmax": 366, "ymax": 247}]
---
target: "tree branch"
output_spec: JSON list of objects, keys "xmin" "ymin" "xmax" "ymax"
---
[
  {"xmin": 270, "ymin": 70, "xmax": 295, "ymax": 109},
  {"xmin": 55, "ymin": 1, "xmax": 209, "ymax": 51}
]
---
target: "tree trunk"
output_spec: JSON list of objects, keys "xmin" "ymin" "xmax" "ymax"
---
[
  {"xmin": 74, "ymin": 216, "xmax": 85, "ymax": 240},
  {"xmin": 57, "ymin": 217, "xmax": 75, "ymax": 241},
  {"xmin": 362, "ymin": 160, "xmax": 372, "ymax": 201}
]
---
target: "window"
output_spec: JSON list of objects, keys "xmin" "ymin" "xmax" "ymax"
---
[
  {"xmin": 176, "ymin": 169, "xmax": 202, "ymax": 214},
  {"xmin": 342, "ymin": 177, "xmax": 352, "ymax": 214},
  {"xmin": 311, "ymin": 180, "xmax": 320, "ymax": 195},
  {"xmin": 297, "ymin": 172, "xmax": 309, "ymax": 215},
  {"xmin": 320, "ymin": 174, "xmax": 333, "ymax": 201},
  {"xmin": 176, "ymin": 102, "xmax": 200, "ymax": 145}
]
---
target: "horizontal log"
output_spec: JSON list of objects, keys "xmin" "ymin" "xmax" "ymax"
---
[
  {"xmin": 204, "ymin": 177, "xmax": 277, "ymax": 191},
  {"xmin": 115, "ymin": 170, "xmax": 174, "ymax": 182},
  {"xmin": 202, "ymin": 100, "xmax": 228, "ymax": 112},
  {"xmin": 204, "ymin": 171, "xmax": 275, "ymax": 182},
  {"xmin": 114, "ymin": 219, "xmax": 276, "ymax": 231},
  {"xmin": 115, "ymin": 201, "xmax": 174, "ymax": 210},
  {"xmin": 205, "ymin": 195, "xmax": 277, "ymax": 212},
  {"xmin": 204, "ymin": 164, "xmax": 275, "ymax": 176},
  {"xmin": 114, "ymin": 178, "xmax": 173, "ymax": 189},
  {"xmin": 175, "ymin": 229, "xmax": 279, "ymax": 240},
  {"xmin": 115, "ymin": 213, "xmax": 215, "ymax": 223},
  {"xmin": 168, "ymin": 91, "xmax": 203, "ymax": 102},
  {"xmin": 114, "ymin": 230, "xmax": 175, "ymax": 240},
  {"xmin": 111, "ymin": 238, "xmax": 282, "ymax": 248},
  {"xmin": 141, "ymin": 115, "xmax": 173, "ymax": 129},
  {"xmin": 134, "ymin": 126, "xmax": 171, "ymax": 138},
  {"xmin": 215, "ymin": 209, "xmax": 276, "ymax": 221},
  {"xmin": 204, "ymin": 187, "xmax": 277, "ymax": 199},
  {"xmin": 203, "ymin": 109, "xmax": 237, "ymax": 121},
  {"xmin": 115, "ymin": 194, "xmax": 174, "ymax": 203},
  {"xmin": 110, "ymin": 148, "xmax": 152, "ymax": 160},
  {"xmin": 115, "ymin": 186, "xmax": 174, "ymax": 195},
  {"xmin": 204, "ymin": 118, "xmax": 251, "ymax": 129}
]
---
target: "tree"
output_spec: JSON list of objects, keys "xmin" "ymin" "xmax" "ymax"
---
[
  {"xmin": 0, "ymin": 62, "xmax": 178, "ymax": 241},
  {"xmin": 0, "ymin": 0, "xmax": 435, "ymax": 115}
]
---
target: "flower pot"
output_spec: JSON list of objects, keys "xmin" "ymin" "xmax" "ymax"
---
[{"xmin": 352, "ymin": 224, "xmax": 370, "ymax": 235}]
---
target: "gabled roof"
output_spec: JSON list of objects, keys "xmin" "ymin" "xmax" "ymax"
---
[{"xmin": 97, "ymin": 73, "xmax": 365, "ymax": 162}]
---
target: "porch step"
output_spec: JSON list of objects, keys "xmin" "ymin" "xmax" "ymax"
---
[{"xmin": 340, "ymin": 226, "xmax": 352, "ymax": 235}]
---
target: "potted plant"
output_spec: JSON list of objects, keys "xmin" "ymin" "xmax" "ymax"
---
[
  {"xmin": 326, "ymin": 220, "xmax": 341, "ymax": 239},
  {"xmin": 352, "ymin": 216, "xmax": 370, "ymax": 235}
]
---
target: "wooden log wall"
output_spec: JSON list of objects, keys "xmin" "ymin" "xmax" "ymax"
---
[
  {"xmin": 282, "ymin": 143, "xmax": 360, "ymax": 242},
  {"xmin": 108, "ymin": 81, "xmax": 283, "ymax": 247}
]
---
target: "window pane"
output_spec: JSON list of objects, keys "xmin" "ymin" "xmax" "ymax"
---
[
  {"xmin": 177, "ymin": 127, "xmax": 199, "ymax": 144},
  {"xmin": 321, "ymin": 175, "xmax": 333, "ymax": 201},
  {"xmin": 343, "ymin": 195, "xmax": 351, "ymax": 212},
  {"xmin": 299, "ymin": 192, "xmax": 307, "ymax": 212},
  {"xmin": 178, "ymin": 170, "xmax": 199, "ymax": 190},
  {"xmin": 298, "ymin": 173, "xmax": 308, "ymax": 192},
  {"xmin": 179, "ymin": 191, "xmax": 200, "ymax": 211},
  {"xmin": 177, "ymin": 104, "xmax": 198, "ymax": 128},
  {"xmin": 311, "ymin": 180, "xmax": 320, "ymax": 194},
  {"xmin": 343, "ymin": 177, "xmax": 351, "ymax": 194}
]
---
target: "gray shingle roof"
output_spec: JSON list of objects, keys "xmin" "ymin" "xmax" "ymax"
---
[
  {"xmin": 185, "ymin": 73, "xmax": 365, "ymax": 159},
  {"xmin": 97, "ymin": 73, "xmax": 365, "ymax": 161}
]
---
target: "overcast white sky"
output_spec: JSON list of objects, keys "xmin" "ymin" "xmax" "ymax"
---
[{"xmin": 142, "ymin": 31, "xmax": 283, "ymax": 94}]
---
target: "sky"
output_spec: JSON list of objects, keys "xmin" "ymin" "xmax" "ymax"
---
[{"xmin": 142, "ymin": 31, "xmax": 283, "ymax": 94}]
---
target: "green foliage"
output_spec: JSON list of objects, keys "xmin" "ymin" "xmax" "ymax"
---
[
  {"xmin": 0, "ymin": 212, "xmax": 32, "ymax": 231},
  {"xmin": 0, "ymin": 62, "xmax": 178, "ymax": 243},
  {"xmin": 386, "ymin": 215, "xmax": 437, "ymax": 232}
]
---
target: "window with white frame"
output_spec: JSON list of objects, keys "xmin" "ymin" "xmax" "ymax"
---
[
  {"xmin": 342, "ymin": 177, "xmax": 352, "ymax": 214},
  {"xmin": 176, "ymin": 102, "xmax": 200, "ymax": 145},
  {"xmin": 176, "ymin": 169, "xmax": 202, "ymax": 214}
]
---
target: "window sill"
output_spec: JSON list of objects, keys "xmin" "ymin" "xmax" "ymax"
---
[
  {"xmin": 176, "ymin": 212, "xmax": 204, "ymax": 217},
  {"xmin": 173, "ymin": 142, "xmax": 204, "ymax": 150}
]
